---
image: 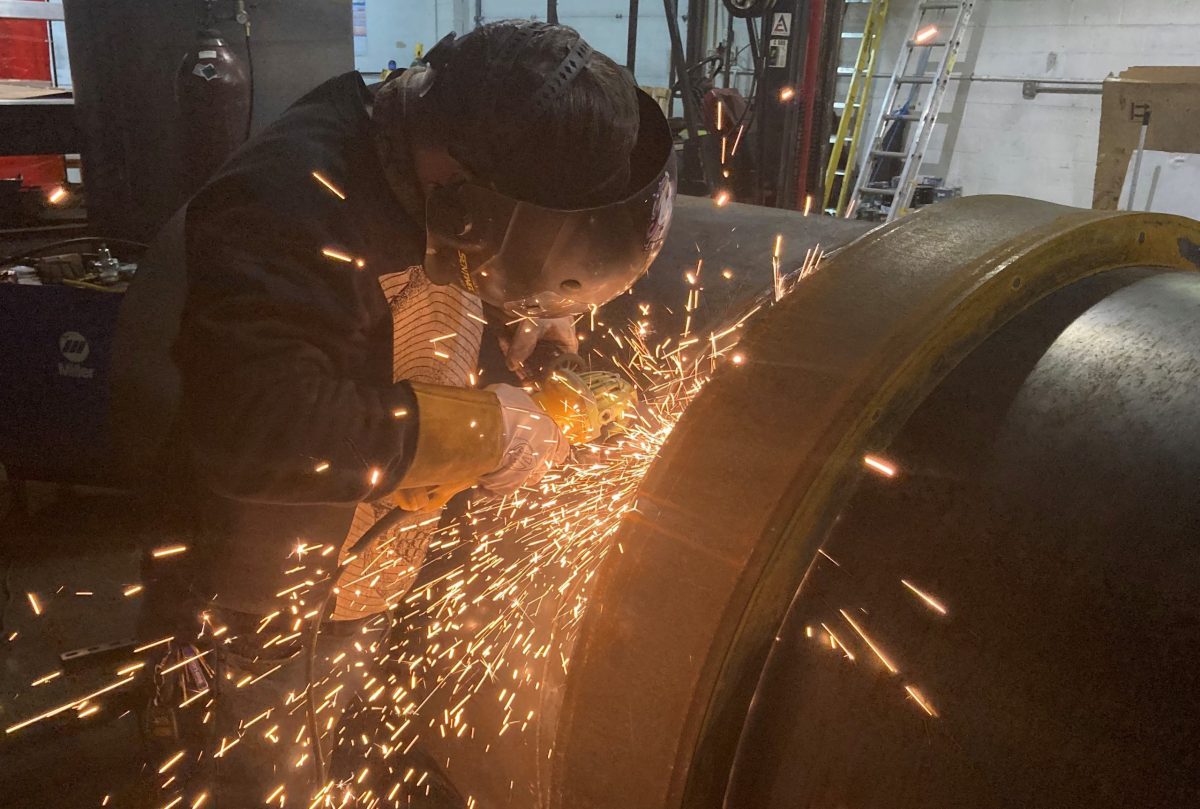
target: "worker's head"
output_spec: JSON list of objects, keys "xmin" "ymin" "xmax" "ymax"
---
[{"xmin": 384, "ymin": 21, "xmax": 676, "ymax": 317}]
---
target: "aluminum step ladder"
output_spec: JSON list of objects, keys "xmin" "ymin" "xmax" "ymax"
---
[
  {"xmin": 823, "ymin": 0, "xmax": 891, "ymax": 217},
  {"xmin": 848, "ymin": 0, "xmax": 976, "ymax": 222}
]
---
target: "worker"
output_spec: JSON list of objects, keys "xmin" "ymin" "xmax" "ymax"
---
[{"xmin": 136, "ymin": 19, "xmax": 675, "ymax": 808}]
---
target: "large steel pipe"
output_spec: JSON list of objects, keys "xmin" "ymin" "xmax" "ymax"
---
[
  {"xmin": 551, "ymin": 196, "xmax": 1200, "ymax": 808},
  {"xmin": 408, "ymin": 197, "xmax": 871, "ymax": 808}
]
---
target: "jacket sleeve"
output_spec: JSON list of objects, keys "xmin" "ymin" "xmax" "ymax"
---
[{"xmin": 174, "ymin": 201, "xmax": 419, "ymax": 506}]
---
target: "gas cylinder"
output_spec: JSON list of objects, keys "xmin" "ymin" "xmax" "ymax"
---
[{"xmin": 175, "ymin": 29, "xmax": 251, "ymax": 194}]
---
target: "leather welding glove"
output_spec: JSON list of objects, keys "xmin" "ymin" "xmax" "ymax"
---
[
  {"xmin": 394, "ymin": 382, "xmax": 568, "ymax": 503},
  {"xmin": 389, "ymin": 480, "xmax": 476, "ymax": 513},
  {"xmin": 500, "ymin": 317, "xmax": 579, "ymax": 372},
  {"xmin": 478, "ymin": 383, "xmax": 571, "ymax": 495}
]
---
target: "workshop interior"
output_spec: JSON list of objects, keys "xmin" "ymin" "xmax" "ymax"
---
[{"xmin": 2, "ymin": 0, "xmax": 1200, "ymax": 807}]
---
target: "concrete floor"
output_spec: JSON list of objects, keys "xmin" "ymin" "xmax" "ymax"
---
[{"xmin": 0, "ymin": 482, "xmax": 147, "ymax": 808}]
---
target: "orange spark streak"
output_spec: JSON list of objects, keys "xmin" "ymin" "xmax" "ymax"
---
[
  {"xmin": 863, "ymin": 454, "xmax": 898, "ymax": 478},
  {"xmin": 839, "ymin": 609, "xmax": 899, "ymax": 674},
  {"xmin": 5, "ymin": 675, "xmax": 137, "ymax": 734},
  {"xmin": 311, "ymin": 171, "xmax": 346, "ymax": 200},
  {"xmin": 158, "ymin": 749, "xmax": 186, "ymax": 773},
  {"xmin": 321, "ymin": 247, "xmax": 354, "ymax": 263},
  {"xmin": 902, "ymin": 579, "xmax": 948, "ymax": 615},
  {"xmin": 31, "ymin": 670, "xmax": 62, "ymax": 687},
  {"xmin": 134, "ymin": 636, "xmax": 174, "ymax": 653},
  {"xmin": 151, "ymin": 544, "xmax": 188, "ymax": 558},
  {"xmin": 905, "ymin": 684, "xmax": 939, "ymax": 716}
]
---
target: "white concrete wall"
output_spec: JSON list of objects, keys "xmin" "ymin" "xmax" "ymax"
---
[
  {"xmin": 477, "ymin": 0, "xmax": 687, "ymax": 89},
  {"xmin": 354, "ymin": 0, "xmax": 1200, "ymax": 207},
  {"xmin": 868, "ymin": 0, "xmax": 1200, "ymax": 207},
  {"xmin": 354, "ymin": 0, "xmax": 467, "ymax": 74}
]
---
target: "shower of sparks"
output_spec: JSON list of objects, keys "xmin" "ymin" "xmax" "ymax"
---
[
  {"xmin": 901, "ymin": 579, "xmax": 948, "ymax": 616},
  {"xmin": 839, "ymin": 609, "xmax": 899, "ymax": 674},
  {"xmin": 863, "ymin": 454, "xmax": 898, "ymax": 478},
  {"xmin": 3, "ymin": 244, "xmax": 830, "ymax": 807},
  {"xmin": 312, "ymin": 171, "xmax": 347, "ymax": 200},
  {"xmin": 904, "ymin": 684, "xmax": 939, "ymax": 717}
]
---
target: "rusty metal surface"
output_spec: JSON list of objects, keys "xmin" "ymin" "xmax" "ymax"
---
[{"xmin": 550, "ymin": 195, "xmax": 1200, "ymax": 808}]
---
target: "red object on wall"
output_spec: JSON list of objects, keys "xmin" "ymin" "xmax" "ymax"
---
[{"xmin": 0, "ymin": 9, "xmax": 67, "ymax": 188}]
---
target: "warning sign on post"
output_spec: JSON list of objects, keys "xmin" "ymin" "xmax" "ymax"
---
[{"xmin": 771, "ymin": 12, "xmax": 792, "ymax": 38}]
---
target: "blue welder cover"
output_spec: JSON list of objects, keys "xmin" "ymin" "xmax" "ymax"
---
[{"xmin": 0, "ymin": 283, "xmax": 125, "ymax": 484}]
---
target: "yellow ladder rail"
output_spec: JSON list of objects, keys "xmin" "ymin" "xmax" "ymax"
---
[{"xmin": 823, "ymin": 0, "xmax": 890, "ymax": 216}]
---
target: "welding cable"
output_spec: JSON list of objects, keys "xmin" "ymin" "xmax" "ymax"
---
[
  {"xmin": 243, "ymin": 27, "xmax": 255, "ymax": 141},
  {"xmin": 304, "ymin": 504, "xmax": 414, "ymax": 785},
  {"xmin": 0, "ymin": 237, "xmax": 148, "ymax": 269}
]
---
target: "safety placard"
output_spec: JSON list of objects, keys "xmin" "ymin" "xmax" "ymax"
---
[{"xmin": 771, "ymin": 12, "xmax": 792, "ymax": 39}]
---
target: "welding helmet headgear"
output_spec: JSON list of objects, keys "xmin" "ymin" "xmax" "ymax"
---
[{"xmin": 416, "ymin": 26, "xmax": 677, "ymax": 318}]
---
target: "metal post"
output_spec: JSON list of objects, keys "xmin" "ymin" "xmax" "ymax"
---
[
  {"xmin": 547, "ymin": 0, "xmax": 558, "ymax": 24},
  {"xmin": 626, "ymin": 0, "xmax": 639, "ymax": 75},
  {"xmin": 1125, "ymin": 104, "xmax": 1151, "ymax": 211},
  {"xmin": 773, "ymin": 0, "xmax": 809, "ymax": 209},
  {"xmin": 663, "ymin": 0, "xmax": 716, "ymax": 193},
  {"xmin": 793, "ymin": 0, "xmax": 827, "ymax": 208},
  {"xmin": 723, "ymin": 10, "xmax": 734, "ymax": 88},
  {"xmin": 744, "ymin": 17, "xmax": 760, "ymax": 68},
  {"xmin": 685, "ymin": 0, "xmax": 706, "ymax": 67}
]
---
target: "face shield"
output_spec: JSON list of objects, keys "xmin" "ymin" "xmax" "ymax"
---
[{"xmin": 423, "ymin": 89, "xmax": 677, "ymax": 318}]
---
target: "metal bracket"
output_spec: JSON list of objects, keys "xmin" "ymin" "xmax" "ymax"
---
[
  {"xmin": 0, "ymin": 1, "xmax": 65, "ymax": 20},
  {"xmin": 1022, "ymin": 80, "xmax": 1103, "ymax": 99}
]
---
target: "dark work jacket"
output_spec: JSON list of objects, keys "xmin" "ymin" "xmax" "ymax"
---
[{"xmin": 172, "ymin": 72, "xmax": 426, "ymax": 612}]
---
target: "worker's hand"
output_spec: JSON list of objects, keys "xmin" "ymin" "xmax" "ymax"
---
[
  {"xmin": 500, "ymin": 317, "xmax": 579, "ymax": 372},
  {"xmin": 390, "ymin": 478, "xmax": 475, "ymax": 513},
  {"xmin": 532, "ymin": 369, "xmax": 604, "ymax": 445},
  {"xmin": 478, "ymin": 384, "xmax": 570, "ymax": 495}
]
